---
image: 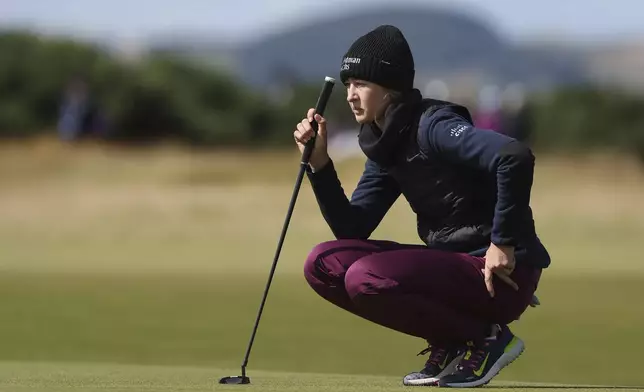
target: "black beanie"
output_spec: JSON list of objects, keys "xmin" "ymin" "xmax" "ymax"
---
[{"xmin": 340, "ymin": 25, "xmax": 415, "ymax": 92}]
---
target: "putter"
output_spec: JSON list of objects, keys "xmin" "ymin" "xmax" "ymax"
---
[{"xmin": 219, "ymin": 76, "xmax": 336, "ymax": 385}]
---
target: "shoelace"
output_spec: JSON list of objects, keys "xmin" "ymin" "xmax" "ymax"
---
[
  {"xmin": 417, "ymin": 346, "xmax": 448, "ymax": 367},
  {"xmin": 457, "ymin": 341, "xmax": 490, "ymax": 371}
]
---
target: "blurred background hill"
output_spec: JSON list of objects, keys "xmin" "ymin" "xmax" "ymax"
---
[
  {"xmin": 2, "ymin": 0, "xmax": 644, "ymax": 161},
  {"xmin": 151, "ymin": 6, "xmax": 590, "ymax": 92}
]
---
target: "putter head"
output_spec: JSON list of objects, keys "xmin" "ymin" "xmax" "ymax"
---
[{"xmin": 219, "ymin": 375, "xmax": 251, "ymax": 385}]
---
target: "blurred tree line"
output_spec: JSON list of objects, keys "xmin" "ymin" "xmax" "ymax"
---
[
  {"xmin": 527, "ymin": 88, "xmax": 644, "ymax": 162},
  {"xmin": 0, "ymin": 31, "xmax": 355, "ymax": 146},
  {"xmin": 1, "ymin": 31, "xmax": 643, "ymax": 162}
]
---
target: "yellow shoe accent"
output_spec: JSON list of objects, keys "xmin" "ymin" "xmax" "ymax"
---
[
  {"xmin": 504, "ymin": 336, "xmax": 519, "ymax": 353},
  {"xmin": 472, "ymin": 353, "xmax": 490, "ymax": 377},
  {"xmin": 438, "ymin": 354, "xmax": 448, "ymax": 369}
]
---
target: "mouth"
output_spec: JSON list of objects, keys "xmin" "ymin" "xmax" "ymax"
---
[{"xmin": 352, "ymin": 108, "xmax": 364, "ymax": 115}]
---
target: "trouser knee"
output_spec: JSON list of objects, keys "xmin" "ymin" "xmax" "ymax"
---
[
  {"xmin": 344, "ymin": 259, "xmax": 398, "ymax": 306},
  {"xmin": 303, "ymin": 240, "xmax": 344, "ymax": 289}
]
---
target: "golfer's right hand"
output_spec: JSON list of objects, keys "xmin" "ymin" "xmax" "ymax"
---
[{"xmin": 294, "ymin": 108, "xmax": 330, "ymax": 171}]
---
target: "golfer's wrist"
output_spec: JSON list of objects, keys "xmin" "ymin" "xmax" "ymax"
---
[{"xmin": 309, "ymin": 155, "xmax": 330, "ymax": 173}]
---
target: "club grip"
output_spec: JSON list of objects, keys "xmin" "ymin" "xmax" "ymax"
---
[{"xmin": 301, "ymin": 76, "xmax": 336, "ymax": 165}]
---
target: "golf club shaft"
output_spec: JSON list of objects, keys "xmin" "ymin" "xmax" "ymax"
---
[
  {"xmin": 240, "ymin": 162, "xmax": 306, "ymax": 376},
  {"xmin": 240, "ymin": 77, "xmax": 336, "ymax": 377}
]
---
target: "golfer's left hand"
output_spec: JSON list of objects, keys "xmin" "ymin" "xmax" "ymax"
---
[{"xmin": 483, "ymin": 243, "xmax": 518, "ymax": 297}]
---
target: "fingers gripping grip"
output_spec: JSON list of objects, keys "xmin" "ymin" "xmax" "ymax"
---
[{"xmin": 301, "ymin": 76, "xmax": 336, "ymax": 165}]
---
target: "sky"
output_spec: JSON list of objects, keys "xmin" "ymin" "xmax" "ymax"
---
[{"xmin": 3, "ymin": 0, "xmax": 644, "ymax": 45}]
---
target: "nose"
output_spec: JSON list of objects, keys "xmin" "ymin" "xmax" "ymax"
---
[{"xmin": 346, "ymin": 84, "xmax": 357, "ymax": 103}]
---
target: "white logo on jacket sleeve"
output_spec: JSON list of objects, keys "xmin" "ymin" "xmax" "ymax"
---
[{"xmin": 449, "ymin": 124, "xmax": 469, "ymax": 137}]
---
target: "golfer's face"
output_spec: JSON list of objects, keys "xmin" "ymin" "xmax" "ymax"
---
[{"xmin": 346, "ymin": 79, "xmax": 387, "ymax": 124}]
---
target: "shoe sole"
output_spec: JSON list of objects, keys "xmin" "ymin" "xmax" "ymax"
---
[
  {"xmin": 440, "ymin": 337, "xmax": 525, "ymax": 388},
  {"xmin": 403, "ymin": 354, "xmax": 465, "ymax": 386}
]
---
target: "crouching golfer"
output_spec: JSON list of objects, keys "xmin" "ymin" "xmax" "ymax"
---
[{"xmin": 293, "ymin": 25, "xmax": 551, "ymax": 387}]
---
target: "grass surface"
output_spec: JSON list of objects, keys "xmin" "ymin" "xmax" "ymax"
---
[
  {"xmin": 2, "ymin": 362, "xmax": 643, "ymax": 392},
  {"xmin": 0, "ymin": 272, "xmax": 643, "ymax": 386},
  {"xmin": 1, "ymin": 139, "xmax": 643, "ymax": 390}
]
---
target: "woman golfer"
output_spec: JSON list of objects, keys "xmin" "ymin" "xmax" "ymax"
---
[{"xmin": 293, "ymin": 25, "xmax": 550, "ymax": 387}]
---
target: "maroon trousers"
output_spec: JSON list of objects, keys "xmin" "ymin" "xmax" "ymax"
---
[{"xmin": 303, "ymin": 239, "xmax": 541, "ymax": 345}]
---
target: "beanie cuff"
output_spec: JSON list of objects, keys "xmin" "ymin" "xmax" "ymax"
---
[{"xmin": 340, "ymin": 55, "xmax": 414, "ymax": 92}]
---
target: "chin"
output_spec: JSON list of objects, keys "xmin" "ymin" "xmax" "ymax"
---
[{"xmin": 354, "ymin": 114, "xmax": 369, "ymax": 124}]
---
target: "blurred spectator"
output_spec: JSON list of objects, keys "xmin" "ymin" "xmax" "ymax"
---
[
  {"xmin": 472, "ymin": 85, "xmax": 504, "ymax": 134},
  {"xmin": 57, "ymin": 76, "xmax": 106, "ymax": 141},
  {"xmin": 423, "ymin": 79, "xmax": 450, "ymax": 101},
  {"xmin": 500, "ymin": 83, "xmax": 531, "ymax": 143}
]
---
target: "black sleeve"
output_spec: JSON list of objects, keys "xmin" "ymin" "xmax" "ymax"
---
[{"xmin": 306, "ymin": 159, "xmax": 401, "ymax": 239}]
